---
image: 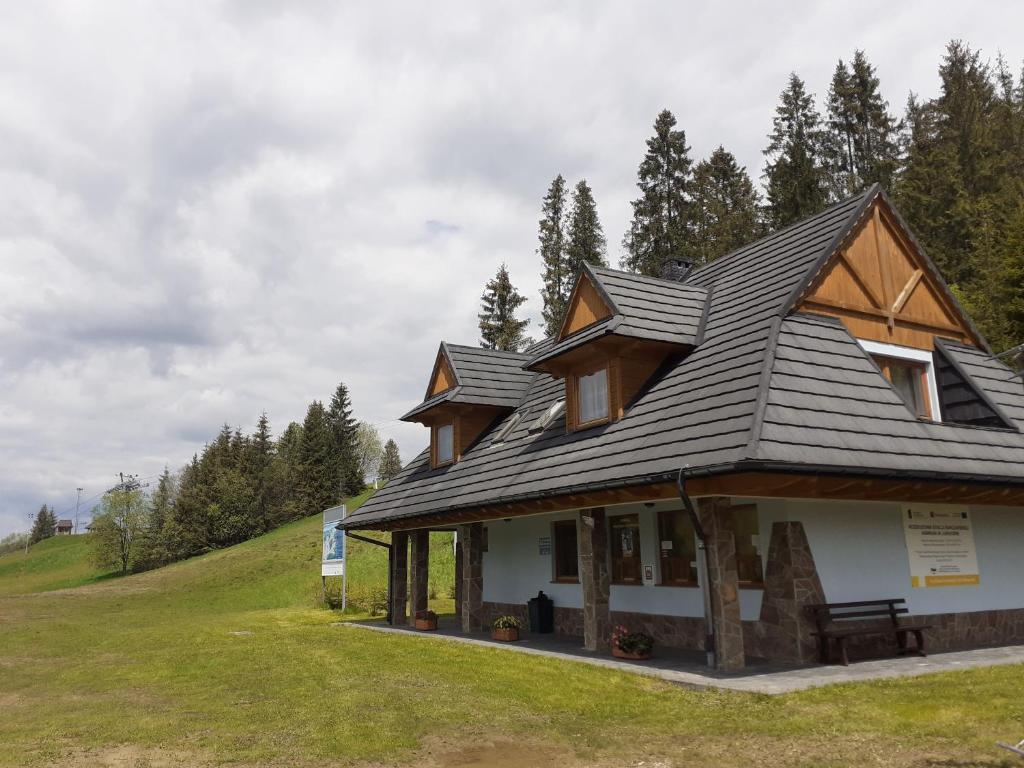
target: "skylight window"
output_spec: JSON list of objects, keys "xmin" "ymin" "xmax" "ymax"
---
[
  {"xmin": 492, "ymin": 412, "xmax": 523, "ymax": 444},
  {"xmin": 530, "ymin": 400, "xmax": 565, "ymax": 433}
]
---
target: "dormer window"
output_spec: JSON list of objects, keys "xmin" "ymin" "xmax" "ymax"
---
[
  {"xmin": 576, "ymin": 367, "xmax": 609, "ymax": 426},
  {"xmin": 434, "ymin": 423, "xmax": 454, "ymax": 466}
]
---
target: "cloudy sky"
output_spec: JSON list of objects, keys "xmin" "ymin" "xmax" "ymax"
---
[{"xmin": 1, "ymin": 2, "xmax": 1022, "ymax": 537}]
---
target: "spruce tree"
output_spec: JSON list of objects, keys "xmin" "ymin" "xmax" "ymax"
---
[
  {"xmin": 479, "ymin": 263, "xmax": 530, "ymax": 351},
  {"xmin": 247, "ymin": 412, "xmax": 275, "ymax": 533},
  {"xmin": 135, "ymin": 468, "xmax": 176, "ymax": 570},
  {"xmin": 622, "ymin": 109, "xmax": 695, "ymax": 276},
  {"xmin": 30, "ymin": 504, "xmax": 55, "ymax": 543},
  {"xmin": 538, "ymin": 174, "xmax": 570, "ymax": 337},
  {"xmin": 379, "ymin": 439, "xmax": 402, "ymax": 484},
  {"xmin": 299, "ymin": 400, "xmax": 338, "ymax": 514},
  {"xmin": 326, "ymin": 383, "xmax": 364, "ymax": 498},
  {"xmin": 763, "ymin": 73, "xmax": 830, "ymax": 229},
  {"xmin": 566, "ymin": 179, "xmax": 607, "ymax": 273},
  {"xmin": 824, "ymin": 51, "xmax": 899, "ymax": 197},
  {"xmin": 692, "ymin": 146, "xmax": 763, "ymax": 264}
]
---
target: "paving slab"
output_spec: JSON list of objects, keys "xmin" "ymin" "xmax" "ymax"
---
[{"xmin": 340, "ymin": 619, "xmax": 1024, "ymax": 695}]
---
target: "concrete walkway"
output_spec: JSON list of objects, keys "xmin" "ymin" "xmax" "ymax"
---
[{"xmin": 341, "ymin": 619, "xmax": 1024, "ymax": 695}]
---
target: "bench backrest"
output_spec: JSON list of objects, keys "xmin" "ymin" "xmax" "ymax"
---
[{"xmin": 805, "ymin": 599, "xmax": 908, "ymax": 632}]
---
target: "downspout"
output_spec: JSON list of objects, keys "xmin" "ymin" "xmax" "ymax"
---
[{"xmin": 676, "ymin": 466, "xmax": 716, "ymax": 669}]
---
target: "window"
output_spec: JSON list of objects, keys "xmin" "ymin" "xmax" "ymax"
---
[
  {"xmin": 657, "ymin": 510, "xmax": 697, "ymax": 585},
  {"xmin": 577, "ymin": 367, "xmax": 609, "ymax": 425},
  {"xmin": 492, "ymin": 412, "xmax": 523, "ymax": 445},
  {"xmin": 873, "ymin": 355, "xmax": 930, "ymax": 418},
  {"xmin": 610, "ymin": 514, "xmax": 642, "ymax": 584},
  {"xmin": 731, "ymin": 505, "xmax": 763, "ymax": 585},
  {"xmin": 552, "ymin": 520, "xmax": 579, "ymax": 582},
  {"xmin": 530, "ymin": 399, "xmax": 565, "ymax": 433},
  {"xmin": 435, "ymin": 423, "xmax": 454, "ymax": 465}
]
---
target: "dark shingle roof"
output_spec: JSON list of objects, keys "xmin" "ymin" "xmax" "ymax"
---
[
  {"xmin": 525, "ymin": 264, "xmax": 708, "ymax": 369},
  {"xmin": 401, "ymin": 344, "xmax": 534, "ymax": 421},
  {"xmin": 346, "ymin": 186, "xmax": 1024, "ymax": 529}
]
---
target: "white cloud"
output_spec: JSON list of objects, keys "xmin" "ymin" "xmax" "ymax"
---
[{"xmin": 1, "ymin": 0, "xmax": 1022, "ymax": 533}]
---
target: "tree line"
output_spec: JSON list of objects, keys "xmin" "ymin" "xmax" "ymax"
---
[
  {"xmin": 478, "ymin": 41, "xmax": 1024, "ymax": 354},
  {"xmin": 82, "ymin": 384, "xmax": 403, "ymax": 574}
]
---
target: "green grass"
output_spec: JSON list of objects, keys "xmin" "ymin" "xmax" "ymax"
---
[
  {"xmin": 1, "ymin": 490, "xmax": 1022, "ymax": 766},
  {"xmin": 0, "ymin": 534, "xmax": 115, "ymax": 596}
]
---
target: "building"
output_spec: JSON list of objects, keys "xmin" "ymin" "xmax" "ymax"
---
[
  {"xmin": 55, "ymin": 519, "xmax": 73, "ymax": 535},
  {"xmin": 341, "ymin": 186, "xmax": 1024, "ymax": 669}
]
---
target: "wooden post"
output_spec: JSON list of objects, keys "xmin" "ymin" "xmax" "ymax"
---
[
  {"xmin": 409, "ymin": 529, "xmax": 429, "ymax": 626},
  {"xmin": 390, "ymin": 531, "xmax": 409, "ymax": 626},
  {"xmin": 454, "ymin": 532, "xmax": 463, "ymax": 621},
  {"xmin": 458, "ymin": 522, "xmax": 484, "ymax": 632},
  {"xmin": 578, "ymin": 507, "xmax": 611, "ymax": 651},
  {"xmin": 697, "ymin": 497, "xmax": 745, "ymax": 671}
]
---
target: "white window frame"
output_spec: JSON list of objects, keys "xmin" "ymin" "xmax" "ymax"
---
[{"xmin": 857, "ymin": 339, "xmax": 941, "ymax": 420}]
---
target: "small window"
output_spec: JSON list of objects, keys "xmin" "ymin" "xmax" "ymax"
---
[
  {"xmin": 657, "ymin": 510, "xmax": 697, "ymax": 585},
  {"xmin": 530, "ymin": 399, "xmax": 565, "ymax": 433},
  {"xmin": 577, "ymin": 367, "xmax": 609, "ymax": 425},
  {"xmin": 435, "ymin": 423, "xmax": 454, "ymax": 465},
  {"xmin": 492, "ymin": 412, "xmax": 523, "ymax": 444},
  {"xmin": 732, "ymin": 505, "xmax": 763, "ymax": 586},
  {"xmin": 552, "ymin": 520, "xmax": 579, "ymax": 582},
  {"xmin": 610, "ymin": 514, "xmax": 642, "ymax": 584},
  {"xmin": 873, "ymin": 354, "xmax": 930, "ymax": 418}
]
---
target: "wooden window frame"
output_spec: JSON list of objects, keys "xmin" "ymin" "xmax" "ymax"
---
[
  {"xmin": 570, "ymin": 364, "xmax": 611, "ymax": 430},
  {"xmin": 656, "ymin": 509, "xmax": 698, "ymax": 587},
  {"xmin": 871, "ymin": 354, "xmax": 932, "ymax": 419},
  {"xmin": 551, "ymin": 519, "xmax": 580, "ymax": 583},
  {"xmin": 608, "ymin": 513, "xmax": 643, "ymax": 585},
  {"xmin": 731, "ymin": 504, "xmax": 764, "ymax": 588},
  {"xmin": 432, "ymin": 421, "xmax": 455, "ymax": 468}
]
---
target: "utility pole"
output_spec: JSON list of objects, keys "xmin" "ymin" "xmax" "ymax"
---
[
  {"xmin": 74, "ymin": 487, "xmax": 83, "ymax": 535},
  {"xmin": 25, "ymin": 512, "xmax": 33, "ymax": 555}
]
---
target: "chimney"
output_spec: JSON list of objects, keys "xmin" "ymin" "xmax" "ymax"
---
[{"xmin": 659, "ymin": 258, "xmax": 693, "ymax": 282}]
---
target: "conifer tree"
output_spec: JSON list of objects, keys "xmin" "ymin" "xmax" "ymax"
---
[
  {"xmin": 247, "ymin": 412, "xmax": 275, "ymax": 533},
  {"xmin": 763, "ymin": 74, "xmax": 830, "ymax": 229},
  {"xmin": 326, "ymin": 383, "xmax": 364, "ymax": 498},
  {"xmin": 566, "ymin": 180, "xmax": 607, "ymax": 273},
  {"xmin": 622, "ymin": 109, "xmax": 695, "ymax": 276},
  {"xmin": 479, "ymin": 263, "xmax": 530, "ymax": 351},
  {"xmin": 692, "ymin": 146, "xmax": 763, "ymax": 264},
  {"xmin": 538, "ymin": 174, "xmax": 570, "ymax": 337},
  {"xmin": 135, "ymin": 468, "xmax": 176, "ymax": 570},
  {"xmin": 823, "ymin": 51, "xmax": 899, "ymax": 197},
  {"xmin": 379, "ymin": 439, "xmax": 402, "ymax": 484},
  {"xmin": 30, "ymin": 504, "xmax": 55, "ymax": 543},
  {"xmin": 299, "ymin": 400, "xmax": 338, "ymax": 515}
]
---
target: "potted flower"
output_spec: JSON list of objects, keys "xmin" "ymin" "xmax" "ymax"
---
[
  {"xmin": 414, "ymin": 609, "xmax": 438, "ymax": 631},
  {"xmin": 611, "ymin": 624, "xmax": 654, "ymax": 660},
  {"xmin": 491, "ymin": 615, "xmax": 521, "ymax": 642}
]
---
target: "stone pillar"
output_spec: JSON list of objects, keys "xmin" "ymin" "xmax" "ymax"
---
[
  {"xmin": 454, "ymin": 533, "xmax": 463, "ymax": 621},
  {"xmin": 390, "ymin": 531, "xmax": 408, "ymax": 626},
  {"xmin": 697, "ymin": 497, "xmax": 745, "ymax": 671},
  {"xmin": 409, "ymin": 529, "xmax": 430, "ymax": 626},
  {"xmin": 458, "ymin": 522, "xmax": 484, "ymax": 633},
  {"xmin": 578, "ymin": 507, "xmax": 611, "ymax": 651},
  {"xmin": 755, "ymin": 521, "xmax": 826, "ymax": 663}
]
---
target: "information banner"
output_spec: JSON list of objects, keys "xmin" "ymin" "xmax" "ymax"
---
[
  {"xmin": 322, "ymin": 504, "xmax": 346, "ymax": 578},
  {"xmin": 902, "ymin": 505, "xmax": 980, "ymax": 588}
]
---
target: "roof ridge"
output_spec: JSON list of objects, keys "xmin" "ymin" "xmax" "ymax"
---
[{"xmin": 743, "ymin": 315, "xmax": 784, "ymax": 460}]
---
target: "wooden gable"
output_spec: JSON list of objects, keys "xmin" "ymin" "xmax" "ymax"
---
[
  {"xmin": 800, "ymin": 200, "xmax": 979, "ymax": 350},
  {"xmin": 426, "ymin": 349, "xmax": 457, "ymax": 397},
  {"xmin": 559, "ymin": 271, "xmax": 613, "ymax": 339}
]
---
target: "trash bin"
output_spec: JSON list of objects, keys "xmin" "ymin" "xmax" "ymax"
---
[{"xmin": 527, "ymin": 590, "xmax": 554, "ymax": 633}]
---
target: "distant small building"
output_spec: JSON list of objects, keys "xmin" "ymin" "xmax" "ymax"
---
[{"xmin": 55, "ymin": 520, "xmax": 73, "ymax": 535}]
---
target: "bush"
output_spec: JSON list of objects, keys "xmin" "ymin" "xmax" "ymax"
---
[
  {"xmin": 492, "ymin": 615, "xmax": 521, "ymax": 630},
  {"xmin": 611, "ymin": 625, "xmax": 654, "ymax": 655}
]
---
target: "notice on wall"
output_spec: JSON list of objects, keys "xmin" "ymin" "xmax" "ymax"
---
[
  {"xmin": 902, "ymin": 505, "xmax": 980, "ymax": 588},
  {"xmin": 322, "ymin": 504, "xmax": 346, "ymax": 577},
  {"xmin": 538, "ymin": 536, "xmax": 551, "ymax": 556}
]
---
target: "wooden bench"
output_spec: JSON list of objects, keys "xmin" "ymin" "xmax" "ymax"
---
[{"xmin": 806, "ymin": 599, "xmax": 931, "ymax": 666}]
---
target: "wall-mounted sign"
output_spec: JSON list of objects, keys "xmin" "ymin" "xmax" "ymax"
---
[
  {"xmin": 642, "ymin": 564, "xmax": 654, "ymax": 583},
  {"xmin": 902, "ymin": 505, "xmax": 979, "ymax": 588},
  {"xmin": 538, "ymin": 536, "xmax": 551, "ymax": 556},
  {"xmin": 322, "ymin": 504, "xmax": 346, "ymax": 578}
]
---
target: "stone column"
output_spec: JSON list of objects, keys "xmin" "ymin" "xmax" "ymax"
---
[
  {"xmin": 409, "ymin": 529, "xmax": 430, "ymax": 626},
  {"xmin": 458, "ymin": 522, "xmax": 484, "ymax": 633},
  {"xmin": 578, "ymin": 507, "xmax": 611, "ymax": 651},
  {"xmin": 390, "ymin": 531, "xmax": 409, "ymax": 626},
  {"xmin": 454, "ymin": 533, "xmax": 463, "ymax": 621},
  {"xmin": 755, "ymin": 521, "xmax": 825, "ymax": 663},
  {"xmin": 697, "ymin": 497, "xmax": 745, "ymax": 671}
]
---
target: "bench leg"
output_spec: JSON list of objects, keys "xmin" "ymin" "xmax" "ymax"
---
[
  {"xmin": 818, "ymin": 636, "xmax": 830, "ymax": 664},
  {"xmin": 896, "ymin": 629, "xmax": 908, "ymax": 655},
  {"xmin": 837, "ymin": 637, "xmax": 849, "ymax": 667},
  {"xmin": 914, "ymin": 629, "xmax": 926, "ymax": 657}
]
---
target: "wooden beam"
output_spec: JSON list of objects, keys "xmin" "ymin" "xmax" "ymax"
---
[
  {"xmin": 892, "ymin": 269, "xmax": 924, "ymax": 314},
  {"xmin": 838, "ymin": 250, "xmax": 885, "ymax": 309}
]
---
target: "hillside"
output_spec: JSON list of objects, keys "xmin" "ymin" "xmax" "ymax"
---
[
  {"xmin": 0, "ymin": 534, "xmax": 112, "ymax": 597},
  {"xmin": 1, "ymin": 491, "xmax": 1021, "ymax": 767}
]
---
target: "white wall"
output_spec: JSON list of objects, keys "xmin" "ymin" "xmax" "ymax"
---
[{"xmin": 480, "ymin": 497, "xmax": 1024, "ymax": 621}]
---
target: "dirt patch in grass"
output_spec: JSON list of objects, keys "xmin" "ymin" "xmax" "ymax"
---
[
  {"xmin": 46, "ymin": 746, "xmax": 214, "ymax": 768},
  {"xmin": 424, "ymin": 737, "xmax": 580, "ymax": 768}
]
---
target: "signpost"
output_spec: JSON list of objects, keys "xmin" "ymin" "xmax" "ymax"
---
[
  {"xmin": 323, "ymin": 504, "xmax": 347, "ymax": 610},
  {"xmin": 902, "ymin": 505, "xmax": 980, "ymax": 588}
]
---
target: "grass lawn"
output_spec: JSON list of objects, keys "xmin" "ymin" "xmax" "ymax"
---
[
  {"xmin": 0, "ymin": 534, "xmax": 116, "ymax": 596},
  {"xmin": 1, "ymin": 491, "xmax": 1022, "ymax": 767}
]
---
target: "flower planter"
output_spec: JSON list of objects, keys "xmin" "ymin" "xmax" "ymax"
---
[
  {"xmin": 491, "ymin": 627, "xmax": 520, "ymax": 642},
  {"xmin": 612, "ymin": 646, "xmax": 652, "ymax": 661},
  {"xmin": 415, "ymin": 618, "xmax": 438, "ymax": 631}
]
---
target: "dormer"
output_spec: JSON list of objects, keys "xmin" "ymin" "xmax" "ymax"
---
[
  {"xmin": 525, "ymin": 263, "xmax": 708, "ymax": 433},
  {"xmin": 402, "ymin": 343, "xmax": 533, "ymax": 469}
]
